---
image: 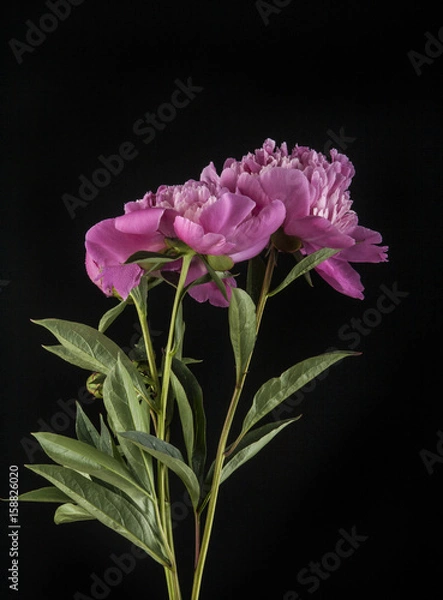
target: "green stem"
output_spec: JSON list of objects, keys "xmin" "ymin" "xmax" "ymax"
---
[
  {"xmin": 190, "ymin": 248, "xmax": 277, "ymax": 600},
  {"xmin": 132, "ymin": 296, "xmax": 161, "ymax": 401},
  {"xmin": 157, "ymin": 254, "xmax": 193, "ymax": 600}
]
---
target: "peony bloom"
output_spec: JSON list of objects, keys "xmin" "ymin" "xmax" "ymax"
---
[
  {"xmin": 85, "ymin": 178, "xmax": 285, "ymax": 305},
  {"xmin": 201, "ymin": 139, "xmax": 388, "ymax": 299}
]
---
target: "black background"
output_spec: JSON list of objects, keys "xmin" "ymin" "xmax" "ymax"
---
[{"xmin": 1, "ymin": 1, "xmax": 442, "ymax": 599}]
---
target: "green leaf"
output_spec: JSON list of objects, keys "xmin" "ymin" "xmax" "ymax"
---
[
  {"xmin": 246, "ymin": 255, "xmax": 266, "ymax": 306},
  {"xmin": 221, "ymin": 418, "xmax": 301, "ymax": 484},
  {"xmin": 228, "ymin": 288, "xmax": 257, "ymax": 384},
  {"xmin": 268, "ymin": 248, "xmax": 341, "ymax": 297},
  {"xmin": 206, "ymin": 254, "xmax": 234, "ymax": 271},
  {"xmin": 170, "ymin": 371, "xmax": 194, "ymax": 468},
  {"xmin": 17, "ymin": 486, "xmax": 71, "ymax": 503},
  {"xmin": 172, "ymin": 303, "xmax": 185, "ymax": 360},
  {"xmin": 129, "ymin": 276, "xmax": 149, "ymax": 315},
  {"xmin": 33, "ymin": 319, "xmax": 150, "ymax": 406},
  {"xmin": 120, "ymin": 432, "xmax": 201, "ymax": 510},
  {"xmin": 54, "ymin": 503, "xmax": 96, "ymax": 524},
  {"xmin": 99, "ymin": 414, "xmax": 117, "ymax": 458},
  {"xmin": 32, "ymin": 432, "xmax": 153, "ymax": 509},
  {"xmin": 75, "ymin": 402, "xmax": 101, "ymax": 448},
  {"xmin": 242, "ymin": 351, "xmax": 358, "ymax": 434},
  {"xmin": 27, "ymin": 464, "xmax": 170, "ymax": 567},
  {"xmin": 171, "ymin": 358, "xmax": 206, "ymax": 482},
  {"xmin": 198, "ymin": 255, "xmax": 229, "ymax": 301},
  {"xmin": 98, "ymin": 299, "xmax": 129, "ymax": 333},
  {"xmin": 125, "ymin": 250, "xmax": 177, "ymax": 266},
  {"xmin": 103, "ymin": 358, "xmax": 154, "ymax": 494}
]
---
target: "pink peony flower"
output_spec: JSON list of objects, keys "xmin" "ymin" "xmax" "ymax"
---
[
  {"xmin": 85, "ymin": 178, "xmax": 285, "ymax": 305},
  {"xmin": 201, "ymin": 139, "xmax": 388, "ymax": 299}
]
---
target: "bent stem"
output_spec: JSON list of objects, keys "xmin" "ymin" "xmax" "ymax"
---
[{"xmin": 190, "ymin": 247, "xmax": 277, "ymax": 600}]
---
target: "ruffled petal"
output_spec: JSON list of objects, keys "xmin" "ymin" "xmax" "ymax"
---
[
  {"xmin": 199, "ymin": 192, "xmax": 256, "ymax": 235},
  {"xmin": 340, "ymin": 226, "xmax": 389, "ymax": 263},
  {"xmin": 173, "ymin": 216, "xmax": 232, "ymax": 255},
  {"xmin": 228, "ymin": 200, "xmax": 286, "ymax": 262},
  {"xmin": 259, "ymin": 167, "xmax": 313, "ymax": 218},
  {"xmin": 314, "ymin": 256, "xmax": 364, "ymax": 299},
  {"xmin": 285, "ymin": 215, "xmax": 355, "ymax": 248}
]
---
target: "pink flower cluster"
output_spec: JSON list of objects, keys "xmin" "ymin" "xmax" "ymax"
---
[{"xmin": 85, "ymin": 139, "xmax": 388, "ymax": 305}]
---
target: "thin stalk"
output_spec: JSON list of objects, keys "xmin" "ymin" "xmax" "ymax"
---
[
  {"xmin": 157, "ymin": 254, "xmax": 193, "ymax": 600},
  {"xmin": 190, "ymin": 247, "xmax": 278, "ymax": 600},
  {"xmin": 194, "ymin": 511, "xmax": 201, "ymax": 569},
  {"xmin": 132, "ymin": 296, "xmax": 161, "ymax": 400}
]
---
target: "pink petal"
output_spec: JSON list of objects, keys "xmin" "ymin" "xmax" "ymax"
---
[
  {"xmin": 236, "ymin": 173, "xmax": 272, "ymax": 211},
  {"xmin": 314, "ymin": 257, "xmax": 364, "ymax": 299},
  {"xmin": 259, "ymin": 168, "xmax": 313, "ymax": 218},
  {"xmin": 340, "ymin": 226, "xmax": 389, "ymax": 263},
  {"xmin": 85, "ymin": 218, "xmax": 163, "ymax": 265},
  {"xmin": 285, "ymin": 215, "xmax": 355, "ymax": 248},
  {"xmin": 229, "ymin": 200, "xmax": 286, "ymax": 261},
  {"xmin": 173, "ymin": 216, "xmax": 232, "ymax": 255},
  {"xmin": 115, "ymin": 208, "xmax": 165, "ymax": 235},
  {"xmin": 199, "ymin": 192, "xmax": 256, "ymax": 235}
]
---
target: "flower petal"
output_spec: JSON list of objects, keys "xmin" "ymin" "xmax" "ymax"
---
[
  {"xmin": 199, "ymin": 192, "xmax": 256, "ymax": 235},
  {"xmin": 340, "ymin": 226, "xmax": 389, "ymax": 263},
  {"xmin": 285, "ymin": 215, "xmax": 355, "ymax": 248},
  {"xmin": 314, "ymin": 256, "xmax": 364, "ymax": 299},
  {"xmin": 259, "ymin": 167, "xmax": 313, "ymax": 218},
  {"xmin": 228, "ymin": 200, "xmax": 286, "ymax": 262},
  {"xmin": 115, "ymin": 207, "xmax": 165, "ymax": 236},
  {"xmin": 173, "ymin": 216, "xmax": 232, "ymax": 255}
]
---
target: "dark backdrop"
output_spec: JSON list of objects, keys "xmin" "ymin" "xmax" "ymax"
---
[{"xmin": 1, "ymin": 2, "xmax": 442, "ymax": 599}]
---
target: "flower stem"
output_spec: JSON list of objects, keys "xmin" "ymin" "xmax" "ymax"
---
[
  {"xmin": 132, "ymin": 295, "xmax": 161, "ymax": 401},
  {"xmin": 190, "ymin": 247, "xmax": 277, "ymax": 600},
  {"xmin": 157, "ymin": 254, "xmax": 193, "ymax": 600}
]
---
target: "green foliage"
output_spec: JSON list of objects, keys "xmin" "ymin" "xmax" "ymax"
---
[
  {"xmin": 268, "ymin": 247, "xmax": 340, "ymax": 297},
  {"xmin": 120, "ymin": 432, "xmax": 201, "ymax": 510},
  {"xmin": 228, "ymin": 288, "xmax": 257, "ymax": 384},
  {"xmin": 26, "ymin": 464, "xmax": 170, "ymax": 567},
  {"xmin": 241, "ymin": 351, "xmax": 357, "ymax": 435}
]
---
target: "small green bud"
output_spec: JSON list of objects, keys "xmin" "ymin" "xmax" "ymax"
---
[
  {"xmin": 86, "ymin": 372, "xmax": 105, "ymax": 399},
  {"xmin": 206, "ymin": 254, "xmax": 235, "ymax": 271},
  {"xmin": 271, "ymin": 228, "xmax": 302, "ymax": 253}
]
